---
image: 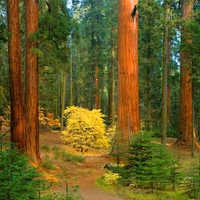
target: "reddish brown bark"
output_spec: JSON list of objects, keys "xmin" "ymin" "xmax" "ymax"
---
[
  {"xmin": 25, "ymin": 0, "xmax": 41, "ymax": 164},
  {"xmin": 117, "ymin": 0, "xmax": 140, "ymax": 145},
  {"xmin": 7, "ymin": 0, "xmax": 26, "ymax": 150},
  {"xmin": 175, "ymin": 0, "xmax": 196, "ymax": 147}
]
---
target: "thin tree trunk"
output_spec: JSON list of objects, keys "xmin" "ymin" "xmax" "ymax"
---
[
  {"xmin": 7, "ymin": 0, "xmax": 26, "ymax": 150},
  {"xmin": 95, "ymin": 66, "xmax": 100, "ymax": 109},
  {"xmin": 109, "ymin": 46, "xmax": 115, "ymax": 125},
  {"xmin": 118, "ymin": 0, "xmax": 140, "ymax": 145},
  {"xmin": 146, "ymin": 33, "xmax": 151, "ymax": 131},
  {"xmin": 108, "ymin": 0, "xmax": 116, "ymax": 126},
  {"xmin": 25, "ymin": 0, "xmax": 41, "ymax": 164},
  {"xmin": 167, "ymin": 45, "xmax": 171, "ymax": 124},
  {"xmin": 61, "ymin": 71, "xmax": 67, "ymax": 131},
  {"xmin": 70, "ymin": 48, "xmax": 73, "ymax": 106},
  {"xmin": 161, "ymin": 1, "xmax": 170, "ymax": 145}
]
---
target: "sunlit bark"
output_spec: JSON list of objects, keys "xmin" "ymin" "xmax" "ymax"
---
[{"xmin": 118, "ymin": 0, "xmax": 140, "ymax": 145}]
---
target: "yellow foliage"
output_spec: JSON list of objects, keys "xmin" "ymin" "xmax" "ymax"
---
[
  {"xmin": 61, "ymin": 106, "xmax": 109, "ymax": 151},
  {"xmin": 103, "ymin": 172, "xmax": 121, "ymax": 185}
]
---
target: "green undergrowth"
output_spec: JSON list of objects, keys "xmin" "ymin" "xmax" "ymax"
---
[
  {"xmin": 52, "ymin": 146, "xmax": 85, "ymax": 163},
  {"xmin": 0, "ymin": 139, "xmax": 83, "ymax": 200},
  {"xmin": 42, "ymin": 153, "xmax": 55, "ymax": 169},
  {"xmin": 41, "ymin": 145, "xmax": 51, "ymax": 151},
  {"xmin": 41, "ymin": 145, "xmax": 85, "ymax": 170},
  {"xmin": 121, "ymin": 189, "xmax": 189, "ymax": 200},
  {"xmin": 95, "ymin": 131, "xmax": 200, "ymax": 200},
  {"xmin": 95, "ymin": 177, "xmax": 190, "ymax": 200}
]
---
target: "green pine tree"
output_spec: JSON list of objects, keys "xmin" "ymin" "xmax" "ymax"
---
[
  {"xmin": 185, "ymin": 152, "xmax": 200, "ymax": 199},
  {"xmin": 0, "ymin": 142, "xmax": 45, "ymax": 200},
  {"xmin": 126, "ymin": 131, "xmax": 179, "ymax": 193}
]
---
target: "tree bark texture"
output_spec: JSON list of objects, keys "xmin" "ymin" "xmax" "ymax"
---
[
  {"xmin": 25, "ymin": 0, "xmax": 41, "ymax": 164},
  {"xmin": 161, "ymin": 1, "xmax": 170, "ymax": 145},
  {"xmin": 70, "ymin": 49, "xmax": 73, "ymax": 106},
  {"xmin": 109, "ymin": 45, "xmax": 116, "ymax": 125},
  {"xmin": 61, "ymin": 70, "xmax": 67, "ymax": 131},
  {"xmin": 108, "ymin": 0, "xmax": 117, "ymax": 125},
  {"xmin": 176, "ymin": 0, "xmax": 194, "ymax": 147},
  {"xmin": 7, "ymin": 0, "xmax": 26, "ymax": 150},
  {"xmin": 117, "ymin": 0, "xmax": 140, "ymax": 144},
  {"xmin": 95, "ymin": 66, "xmax": 100, "ymax": 109},
  {"xmin": 146, "ymin": 33, "xmax": 152, "ymax": 131}
]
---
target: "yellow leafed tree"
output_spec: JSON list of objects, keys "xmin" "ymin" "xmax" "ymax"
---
[{"xmin": 62, "ymin": 106, "xmax": 109, "ymax": 152}]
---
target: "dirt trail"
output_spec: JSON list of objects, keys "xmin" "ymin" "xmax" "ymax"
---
[
  {"xmin": 76, "ymin": 169, "xmax": 127, "ymax": 200},
  {"xmin": 39, "ymin": 131, "xmax": 127, "ymax": 199}
]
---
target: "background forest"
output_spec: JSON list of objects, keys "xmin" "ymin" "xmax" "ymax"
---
[
  {"xmin": 1, "ymin": 0, "xmax": 200, "ymax": 142},
  {"xmin": 2, "ymin": 0, "xmax": 200, "ymax": 199}
]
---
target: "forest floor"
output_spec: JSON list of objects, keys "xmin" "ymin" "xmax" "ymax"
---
[
  {"xmin": 39, "ymin": 131, "xmax": 127, "ymax": 200},
  {"xmin": 1, "ymin": 127, "xmax": 199, "ymax": 200},
  {"xmin": 38, "ymin": 131, "xmax": 198, "ymax": 200}
]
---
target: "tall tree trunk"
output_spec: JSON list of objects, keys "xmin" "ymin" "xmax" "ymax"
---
[
  {"xmin": 146, "ymin": 33, "xmax": 151, "ymax": 131},
  {"xmin": 7, "ymin": 0, "xmax": 26, "ymax": 150},
  {"xmin": 108, "ymin": 0, "xmax": 117, "ymax": 125},
  {"xmin": 61, "ymin": 71, "xmax": 67, "ymax": 131},
  {"xmin": 109, "ymin": 45, "xmax": 116, "ymax": 125},
  {"xmin": 25, "ymin": 0, "xmax": 41, "ymax": 164},
  {"xmin": 118, "ymin": 0, "xmax": 140, "ymax": 145},
  {"xmin": 94, "ymin": 66, "xmax": 100, "ymax": 109},
  {"xmin": 175, "ymin": 0, "xmax": 195, "ymax": 147},
  {"xmin": 161, "ymin": 0, "xmax": 170, "ymax": 145},
  {"xmin": 70, "ymin": 48, "xmax": 73, "ymax": 106},
  {"xmin": 167, "ymin": 45, "xmax": 171, "ymax": 124}
]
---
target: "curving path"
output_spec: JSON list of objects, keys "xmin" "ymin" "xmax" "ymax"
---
[{"xmin": 76, "ymin": 169, "xmax": 127, "ymax": 200}]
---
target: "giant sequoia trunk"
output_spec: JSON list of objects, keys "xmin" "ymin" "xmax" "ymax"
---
[
  {"xmin": 7, "ymin": 0, "xmax": 26, "ymax": 150},
  {"xmin": 25, "ymin": 0, "xmax": 41, "ymax": 164},
  {"xmin": 117, "ymin": 0, "xmax": 140, "ymax": 145},
  {"xmin": 175, "ymin": 0, "xmax": 196, "ymax": 147}
]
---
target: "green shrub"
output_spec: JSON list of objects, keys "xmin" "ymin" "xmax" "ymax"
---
[
  {"xmin": 53, "ymin": 148, "xmax": 85, "ymax": 163},
  {"xmin": 52, "ymin": 145, "xmax": 61, "ymax": 151},
  {"xmin": 42, "ymin": 154, "xmax": 55, "ymax": 169},
  {"xmin": 61, "ymin": 106, "xmax": 109, "ymax": 152},
  {"xmin": 41, "ymin": 145, "xmax": 51, "ymax": 151},
  {"xmin": 60, "ymin": 151, "xmax": 85, "ymax": 163},
  {"xmin": 42, "ymin": 192, "xmax": 78, "ymax": 200},
  {"xmin": 184, "ymin": 154, "xmax": 200, "ymax": 199},
  {"xmin": 53, "ymin": 149, "xmax": 62, "ymax": 160},
  {"xmin": 52, "ymin": 146, "xmax": 62, "ymax": 159},
  {"xmin": 0, "ymin": 143, "xmax": 43, "ymax": 199}
]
